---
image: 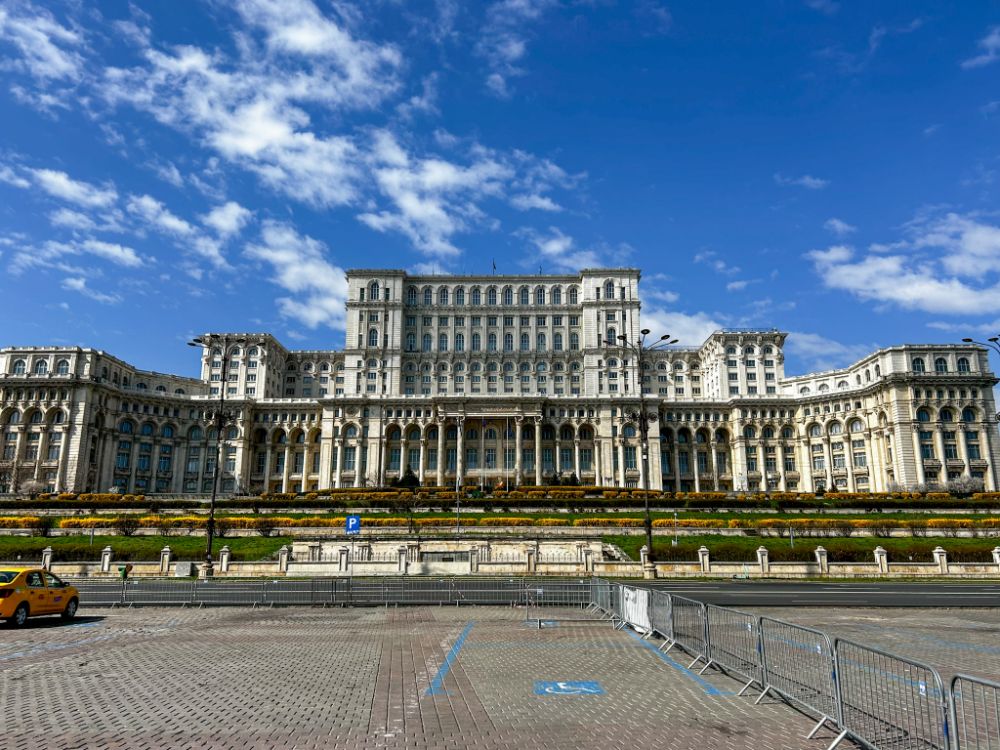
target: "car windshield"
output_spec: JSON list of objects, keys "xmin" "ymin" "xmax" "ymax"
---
[{"xmin": 0, "ymin": 571, "xmax": 19, "ymax": 584}]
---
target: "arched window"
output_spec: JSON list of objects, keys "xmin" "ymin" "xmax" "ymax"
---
[
  {"xmin": 744, "ymin": 426, "xmax": 756, "ymax": 439},
  {"xmin": 455, "ymin": 287, "xmax": 465, "ymax": 305},
  {"xmin": 29, "ymin": 410, "xmax": 42, "ymax": 424},
  {"xmin": 141, "ymin": 423, "xmax": 154, "ymax": 436},
  {"xmin": 369, "ymin": 281, "xmax": 379, "ymax": 301},
  {"xmin": 552, "ymin": 286, "xmax": 562, "ymax": 304},
  {"xmin": 162, "ymin": 425, "xmax": 174, "ymax": 438},
  {"xmin": 762, "ymin": 426, "xmax": 775, "ymax": 439},
  {"xmin": 519, "ymin": 287, "xmax": 529, "ymax": 304},
  {"xmin": 471, "ymin": 287, "xmax": 481, "ymax": 305},
  {"xmin": 570, "ymin": 333, "xmax": 579, "ymax": 350},
  {"xmin": 535, "ymin": 287, "xmax": 545, "ymax": 305},
  {"xmin": 605, "ymin": 281, "xmax": 614, "ymax": 299},
  {"xmin": 935, "ymin": 357, "xmax": 948, "ymax": 373},
  {"xmin": 828, "ymin": 422, "xmax": 843, "ymax": 435},
  {"xmin": 560, "ymin": 425, "xmax": 573, "ymax": 440},
  {"xmin": 422, "ymin": 334, "xmax": 432, "ymax": 352},
  {"xmin": 487, "ymin": 333, "xmax": 497, "ymax": 351},
  {"xmin": 520, "ymin": 333, "xmax": 530, "ymax": 351},
  {"xmin": 485, "ymin": 427, "xmax": 498, "ymax": 440},
  {"xmin": 554, "ymin": 333, "xmax": 563, "ymax": 351},
  {"xmin": 438, "ymin": 287, "xmax": 449, "ymax": 305},
  {"xmin": 623, "ymin": 425, "xmax": 637, "ymax": 438},
  {"xmin": 423, "ymin": 287, "xmax": 432, "ymax": 305},
  {"xmin": 472, "ymin": 333, "xmax": 481, "ymax": 351},
  {"xmin": 484, "ymin": 287, "xmax": 495, "ymax": 305},
  {"xmin": 799, "ymin": 386, "xmax": 811, "ymax": 395},
  {"xmin": 405, "ymin": 333, "xmax": 416, "ymax": 351},
  {"xmin": 34, "ymin": 360, "xmax": 48, "ymax": 375},
  {"xmin": 466, "ymin": 428, "xmax": 479, "ymax": 440},
  {"xmin": 726, "ymin": 346, "xmax": 736, "ymax": 355},
  {"xmin": 344, "ymin": 425, "xmax": 358, "ymax": 438},
  {"xmin": 368, "ymin": 328, "xmax": 379, "ymax": 348},
  {"xmin": 503, "ymin": 333, "xmax": 513, "ymax": 351},
  {"xmin": 189, "ymin": 427, "xmax": 203, "ymax": 440},
  {"xmin": 12, "ymin": 359, "xmax": 26, "ymax": 375},
  {"xmin": 56, "ymin": 359, "xmax": 69, "ymax": 375},
  {"xmin": 962, "ymin": 407, "xmax": 977, "ymax": 422},
  {"xmin": 119, "ymin": 419, "xmax": 133, "ymax": 434},
  {"xmin": 438, "ymin": 333, "xmax": 448, "ymax": 352},
  {"xmin": 912, "ymin": 358, "xmax": 925, "ymax": 373},
  {"xmin": 781, "ymin": 426, "xmax": 794, "ymax": 439},
  {"xmin": 808, "ymin": 424, "xmax": 822, "ymax": 437},
  {"xmin": 606, "ymin": 327, "xmax": 616, "ymax": 345},
  {"xmin": 247, "ymin": 347, "xmax": 259, "ymax": 357},
  {"xmin": 407, "ymin": 286, "xmax": 418, "ymax": 305},
  {"xmin": 849, "ymin": 419, "xmax": 864, "ymax": 433},
  {"xmin": 502, "ymin": 287, "xmax": 513, "ymax": 305},
  {"xmin": 940, "ymin": 408, "xmax": 954, "ymax": 423},
  {"xmin": 958, "ymin": 357, "xmax": 970, "ymax": 373},
  {"xmin": 568, "ymin": 286, "xmax": 578, "ymax": 304},
  {"xmin": 916, "ymin": 408, "xmax": 931, "ymax": 422},
  {"xmin": 455, "ymin": 333, "xmax": 465, "ymax": 352},
  {"xmin": 536, "ymin": 333, "xmax": 546, "ymax": 351},
  {"xmin": 52, "ymin": 410, "xmax": 64, "ymax": 424}
]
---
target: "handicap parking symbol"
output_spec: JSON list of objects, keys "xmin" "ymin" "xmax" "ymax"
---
[{"xmin": 534, "ymin": 681, "xmax": 604, "ymax": 696}]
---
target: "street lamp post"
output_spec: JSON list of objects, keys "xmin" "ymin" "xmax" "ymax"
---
[
  {"xmin": 188, "ymin": 334, "xmax": 246, "ymax": 577},
  {"xmin": 617, "ymin": 329, "xmax": 679, "ymax": 562}
]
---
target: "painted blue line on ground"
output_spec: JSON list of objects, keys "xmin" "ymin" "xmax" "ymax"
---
[
  {"xmin": 624, "ymin": 630, "xmax": 731, "ymax": 696},
  {"xmin": 424, "ymin": 621, "xmax": 475, "ymax": 697}
]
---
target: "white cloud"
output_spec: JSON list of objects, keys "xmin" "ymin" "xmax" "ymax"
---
[
  {"xmin": 726, "ymin": 280, "xmax": 750, "ymax": 292},
  {"xmin": 642, "ymin": 288, "xmax": 680, "ymax": 304},
  {"xmin": 962, "ymin": 26, "xmax": 1000, "ymax": 69},
  {"xmin": 774, "ymin": 172, "xmax": 829, "ymax": 190},
  {"xmin": 201, "ymin": 201, "xmax": 253, "ymax": 237},
  {"xmin": 639, "ymin": 308, "xmax": 721, "ymax": 346},
  {"xmin": 476, "ymin": 0, "xmax": 557, "ymax": 97},
  {"xmin": 804, "ymin": 0, "xmax": 838, "ymax": 14},
  {"xmin": 510, "ymin": 193, "xmax": 561, "ymax": 211},
  {"xmin": 28, "ymin": 168, "xmax": 117, "ymax": 208},
  {"xmin": 0, "ymin": 164, "xmax": 30, "ymax": 188},
  {"xmin": 824, "ymin": 217, "xmax": 856, "ymax": 236},
  {"xmin": 519, "ymin": 227, "xmax": 603, "ymax": 271},
  {"xmin": 694, "ymin": 249, "xmax": 740, "ymax": 275},
  {"xmin": 0, "ymin": 3, "xmax": 85, "ymax": 81},
  {"xmin": 785, "ymin": 331, "xmax": 874, "ymax": 373},
  {"xmin": 60, "ymin": 276, "xmax": 121, "ymax": 304},
  {"xmin": 126, "ymin": 193, "xmax": 227, "ymax": 266},
  {"xmin": 397, "ymin": 73, "xmax": 440, "ymax": 119},
  {"xmin": 48, "ymin": 208, "xmax": 96, "ymax": 231},
  {"xmin": 244, "ymin": 220, "xmax": 348, "ymax": 329},
  {"xmin": 908, "ymin": 212, "xmax": 1000, "ymax": 276},
  {"xmin": 151, "ymin": 161, "xmax": 184, "ymax": 187},
  {"xmin": 78, "ymin": 239, "xmax": 144, "ymax": 267}
]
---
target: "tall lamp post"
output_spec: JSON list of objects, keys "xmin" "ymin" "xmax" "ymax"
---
[
  {"xmin": 617, "ymin": 329, "xmax": 678, "ymax": 562},
  {"xmin": 188, "ymin": 334, "xmax": 246, "ymax": 577}
]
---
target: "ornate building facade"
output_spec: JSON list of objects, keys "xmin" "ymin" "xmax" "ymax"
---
[{"xmin": 1, "ymin": 268, "xmax": 998, "ymax": 495}]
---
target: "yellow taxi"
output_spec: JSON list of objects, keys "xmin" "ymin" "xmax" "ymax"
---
[{"xmin": 0, "ymin": 568, "xmax": 79, "ymax": 627}]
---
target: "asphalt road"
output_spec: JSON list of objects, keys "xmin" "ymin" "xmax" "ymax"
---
[{"xmin": 624, "ymin": 580, "xmax": 1000, "ymax": 607}]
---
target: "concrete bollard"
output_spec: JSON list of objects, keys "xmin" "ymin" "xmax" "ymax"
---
[
  {"xmin": 993, "ymin": 547, "xmax": 1000, "ymax": 572},
  {"xmin": 159, "ymin": 546, "xmax": 172, "ymax": 575},
  {"xmin": 278, "ymin": 545, "xmax": 291, "ymax": 573},
  {"xmin": 218, "ymin": 545, "xmax": 231, "ymax": 573},
  {"xmin": 640, "ymin": 545, "xmax": 655, "ymax": 579},
  {"xmin": 874, "ymin": 546, "xmax": 888, "ymax": 575},
  {"xmin": 932, "ymin": 546, "xmax": 948, "ymax": 575},
  {"xmin": 815, "ymin": 546, "xmax": 829, "ymax": 575},
  {"xmin": 583, "ymin": 548, "xmax": 594, "ymax": 573},
  {"xmin": 100, "ymin": 545, "xmax": 113, "ymax": 573},
  {"xmin": 41, "ymin": 546, "xmax": 53, "ymax": 572},
  {"xmin": 756, "ymin": 546, "xmax": 770, "ymax": 575},
  {"xmin": 338, "ymin": 546, "xmax": 349, "ymax": 572},
  {"xmin": 698, "ymin": 545, "xmax": 711, "ymax": 574},
  {"xmin": 397, "ymin": 546, "xmax": 407, "ymax": 574},
  {"xmin": 469, "ymin": 545, "xmax": 479, "ymax": 574},
  {"xmin": 526, "ymin": 547, "xmax": 536, "ymax": 574}
]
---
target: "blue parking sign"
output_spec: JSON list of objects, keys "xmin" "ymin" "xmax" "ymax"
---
[{"xmin": 346, "ymin": 515, "xmax": 361, "ymax": 535}]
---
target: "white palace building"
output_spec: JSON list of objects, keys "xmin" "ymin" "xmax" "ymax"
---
[{"xmin": 1, "ymin": 268, "xmax": 998, "ymax": 496}]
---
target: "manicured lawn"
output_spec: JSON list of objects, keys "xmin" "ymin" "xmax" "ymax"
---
[
  {"xmin": 0, "ymin": 535, "xmax": 292, "ymax": 563},
  {"xmin": 604, "ymin": 534, "xmax": 1000, "ymax": 563}
]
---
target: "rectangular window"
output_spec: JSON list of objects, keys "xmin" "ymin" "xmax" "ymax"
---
[
  {"xmin": 344, "ymin": 446, "xmax": 356, "ymax": 471},
  {"xmin": 560, "ymin": 447, "xmax": 572, "ymax": 471},
  {"xmin": 389, "ymin": 447, "xmax": 401, "ymax": 471},
  {"xmin": 783, "ymin": 454, "xmax": 795, "ymax": 472},
  {"xmin": 697, "ymin": 451, "xmax": 708, "ymax": 473},
  {"xmin": 504, "ymin": 447, "xmax": 516, "ymax": 469},
  {"xmin": 624, "ymin": 446, "xmax": 637, "ymax": 470},
  {"xmin": 523, "ymin": 448, "xmax": 535, "ymax": 470},
  {"xmin": 466, "ymin": 448, "xmax": 478, "ymax": 469},
  {"xmin": 580, "ymin": 448, "xmax": 592, "ymax": 471},
  {"xmin": 427, "ymin": 447, "xmax": 438, "ymax": 470},
  {"xmin": 542, "ymin": 448, "xmax": 554, "ymax": 472},
  {"xmin": 446, "ymin": 448, "xmax": 457, "ymax": 471},
  {"xmin": 678, "ymin": 451, "xmax": 689, "ymax": 474}
]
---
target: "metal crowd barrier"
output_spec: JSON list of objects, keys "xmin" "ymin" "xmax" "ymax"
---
[
  {"xmin": 648, "ymin": 589, "xmax": 672, "ymax": 642},
  {"xmin": 833, "ymin": 639, "xmax": 949, "ymax": 750},
  {"xmin": 664, "ymin": 594, "xmax": 710, "ymax": 670},
  {"xmin": 757, "ymin": 617, "xmax": 841, "ymax": 741},
  {"xmin": 705, "ymin": 604, "xmax": 762, "ymax": 694},
  {"xmin": 951, "ymin": 674, "xmax": 1000, "ymax": 749}
]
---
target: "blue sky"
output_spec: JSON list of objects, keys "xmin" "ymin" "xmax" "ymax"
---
[{"xmin": 1, "ymin": 0, "xmax": 999, "ymax": 379}]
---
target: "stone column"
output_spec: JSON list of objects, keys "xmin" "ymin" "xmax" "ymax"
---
[
  {"xmin": 912, "ymin": 427, "xmax": 926, "ymax": 486},
  {"xmin": 709, "ymin": 442, "xmax": 719, "ymax": 491},
  {"xmin": 278, "ymin": 545, "xmax": 291, "ymax": 573},
  {"xmin": 844, "ymin": 437, "xmax": 855, "ymax": 491},
  {"xmin": 756, "ymin": 546, "xmax": 769, "ymax": 575},
  {"xmin": 100, "ymin": 545, "xmax": 113, "ymax": 573},
  {"xmin": 617, "ymin": 440, "xmax": 626, "ymax": 487},
  {"xmin": 574, "ymin": 438, "xmax": 581, "ymax": 479},
  {"xmin": 41, "ymin": 546, "xmax": 53, "ymax": 571},
  {"xmin": 514, "ymin": 417, "xmax": 523, "ymax": 486},
  {"xmin": 692, "ymin": 449, "xmax": 701, "ymax": 493},
  {"xmin": 418, "ymin": 438, "xmax": 426, "ymax": 484},
  {"xmin": 457, "ymin": 418, "xmax": 466, "ymax": 488},
  {"xmin": 697, "ymin": 545, "xmax": 710, "ymax": 574},
  {"xmin": 822, "ymin": 438, "xmax": 833, "ymax": 491},
  {"xmin": 956, "ymin": 426, "xmax": 970, "ymax": 477},
  {"xmin": 262, "ymin": 445, "xmax": 272, "ymax": 493},
  {"xmin": 594, "ymin": 438, "xmax": 603, "ymax": 486},
  {"xmin": 159, "ymin": 546, "xmax": 172, "ymax": 574},
  {"xmin": 932, "ymin": 546, "xmax": 948, "ymax": 575},
  {"xmin": 353, "ymin": 440, "xmax": 364, "ymax": 488},
  {"xmin": 281, "ymin": 444, "xmax": 292, "ymax": 492},
  {"xmin": 982, "ymin": 421, "xmax": 999, "ymax": 491},
  {"xmin": 534, "ymin": 418, "xmax": 542, "ymax": 485},
  {"xmin": 873, "ymin": 546, "xmax": 888, "ymax": 575},
  {"xmin": 334, "ymin": 439, "xmax": 344, "ymax": 489},
  {"xmin": 318, "ymin": 431, "xmax": 333, "ymax": 490},
  {"xmin": 555, "ymin": 437, "xmax": 562, "ymax": 479},
  {"xmin": 934, "ymin": 427, "xmax": 947, "ymax": 485},
  {"xmin": 801, "ymin": 439, "xmax": 814, "ymax": 492},
  {"xmin": 436, "ymin": 420, "xmax": 446, "ymax": 486},
  {"xmin": 400, "ymin": 435, "xmax": 408, "ymax": 478},
  {"xmin": 219, "ymin": 545, "xmax": 231, "ymax": 573},
  {"xmin": 815, "ymin": 546, "xmax": 829, "ymax": 574}
]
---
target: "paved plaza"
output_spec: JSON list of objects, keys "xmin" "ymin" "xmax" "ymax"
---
[
  {"xmin": 750, "ymin": 606, "xmax": 1000, "ymax": 683},
  {"xmin": 2, "ymin": 605, "xmax": 858, "ymax": 750}
]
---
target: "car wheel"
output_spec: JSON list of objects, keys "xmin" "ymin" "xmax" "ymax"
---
[
  {"xmin": 61, "ymin": 598, "xmax": 78, "ymax": 620},
  {"xmin": 10, "ymin": 602, "xmax": 28, "ymax": 627}
]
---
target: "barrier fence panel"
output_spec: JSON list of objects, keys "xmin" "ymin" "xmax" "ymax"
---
[
  {"xmin": 193, "ymin": 580, "xmax": 268, "ymax": 607},
  {"xmin": 833, "ymin": 638, "xmax": 949, "ymax": 750},
  {"xmin": 757, "ymin": 617, "xmax": 841, "ymax": 741},
  {"xmin": 648, "ymin": 589, "xmax": 672, "ymax": 642},
  {"xmin": 524, "ymin": 580, "xmax": 606, "ymax": 627},
  {"xmin": 619, "ymin": 585, "xmax": 652, "ymax": 635},
  {"xmin": 950, "ymin": 674, "xmax": 1000, "ymax": 750},
  {"xmin": 66, "ymin": 579, "xmax": 124, "ymax": 606},
  {"xmin": 665, "ymin": 595, "xmax": 710, "ymax": 669},
  {"xmin": 125, "ymin": 578, "xmax": 197, "ymax": 607},
  {"xmin": 705, "ymin": 605, "xmax": 762, "ymax": 692}
]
